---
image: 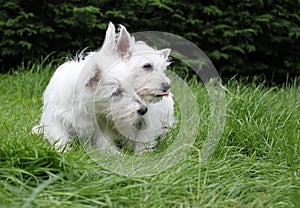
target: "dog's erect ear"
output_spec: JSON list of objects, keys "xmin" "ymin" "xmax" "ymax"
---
[
  {"xmin": 116, "ymin": 25, "xmax": 134, "ymax": 59},
  {"xmin": 102, "ymin": 22, "xmax": 116, "ymax": 51},
  {"xmin": 85, "ymin": 65, "xmax": 102, "ymax": 89},
  {"xmin": 160, "ymin": 48, "xmax": 171, "ymax": 59}
]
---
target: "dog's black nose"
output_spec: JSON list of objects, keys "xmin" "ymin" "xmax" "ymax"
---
[
  {"xmin": 137, "ymin": 106, "xmax": 148, "ymax": 115},
  {"xmin": 162, "ymin": 82, "xmax": 170, "ymax": 92}
]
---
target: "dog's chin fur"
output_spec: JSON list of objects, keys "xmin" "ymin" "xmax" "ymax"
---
[
  {"xmin": 133, "ymin": 118, "xmax": 147, "ymax": 130},
  {"xmin": 33, "ymin": 22, "xmax": 174, "ymax": 155}
]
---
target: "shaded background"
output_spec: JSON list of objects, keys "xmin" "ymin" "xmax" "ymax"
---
[{"xmin": 0, "ymin": 0, "xmax": 299, "ymax": 82}]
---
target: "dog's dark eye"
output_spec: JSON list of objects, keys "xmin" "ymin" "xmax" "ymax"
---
[
  {"xmin": 112, "ymin": 87, "xmax": 124, "ymax": 96},
  {"xmin": 143, "ymin": 63, "xmax": 153, "ymax": 71}
]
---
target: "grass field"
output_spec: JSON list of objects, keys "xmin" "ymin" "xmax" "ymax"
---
[{"xmin": 0, "ymin": 63, "xmax": 299, "ymax": 208}]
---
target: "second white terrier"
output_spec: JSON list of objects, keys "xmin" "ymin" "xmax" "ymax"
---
[{"xmin": 33, "ymin": 23, "xmax": 174, "ymax": 154}]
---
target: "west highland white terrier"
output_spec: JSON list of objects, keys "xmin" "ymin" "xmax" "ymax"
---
[{"xmin": 33, "ymin": 22, "xmax": 174, "ymax": 154}]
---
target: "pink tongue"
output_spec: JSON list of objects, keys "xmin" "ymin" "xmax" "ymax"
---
[{"xmin": 161, "ymin": 92, "xmax": 169, "ymax": 96}]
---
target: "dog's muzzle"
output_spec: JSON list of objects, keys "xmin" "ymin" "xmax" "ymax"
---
[
  {"xmin": 162, "ymin": 82, "xmax": 170, "ymax": 92},
  {"xmin": 137, "ymin": 106, "xmax": 148, "ymax": 115},
  {"xmin": 155, "ymin": 82, "xmax": 170, "ymax": 97}
]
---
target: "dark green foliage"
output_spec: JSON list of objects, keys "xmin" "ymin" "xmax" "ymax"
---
[
  {"xmin": 0, "ymin": 0, "xmax": 299, "ymax": 80},
  {"xmin": 0, "ymin": 0, "xmax": 107, "ymax": 70}
]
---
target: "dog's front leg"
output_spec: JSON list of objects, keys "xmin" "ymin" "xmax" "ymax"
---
[
  {"xmin": 89, "ymin": 129, "xmax": 120, "ymax": 155},
  {"xmin": 42, "ymin": 117, "xmax": 72, "ymax": 150}
]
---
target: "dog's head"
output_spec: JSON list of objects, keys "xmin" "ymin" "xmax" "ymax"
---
[
  {"xmin": 100, "ymin": 23, "xmax": 172, "ymax": 103},
  {"xmin": 129, "ymin": 42, "xmax": 171, "ymax": 103},
  {"xmin": 83, "ymin": 65, "xmax": 148, "ymax": 132}
]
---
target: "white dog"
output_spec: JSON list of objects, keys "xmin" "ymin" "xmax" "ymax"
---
[{"xmin": 33, "ymin": 23, "xmax": 174, "ymax": 154}]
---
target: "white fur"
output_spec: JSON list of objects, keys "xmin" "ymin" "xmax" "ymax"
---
[{"xmin": 33, "ymin": 23, "xmax": 174, "ymax": 154}]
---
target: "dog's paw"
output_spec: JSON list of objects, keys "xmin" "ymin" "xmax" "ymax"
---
[
  {"xmin": 31, "ymin": 125, "xmax": 44, "ymax": 135},
  {"xmin": 133, "ymin": 141, "xmax": 157, "ymax": 156}
]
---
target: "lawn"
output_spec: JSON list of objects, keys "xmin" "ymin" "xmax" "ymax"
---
[{"xmin": 0, "ymin": 63, "xmax": 299, "ymax": 208}]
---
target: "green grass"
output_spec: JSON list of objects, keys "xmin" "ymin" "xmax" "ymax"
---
[{"xmin": 0, "ymin": 63, "xmax": 299, "ymax": 208}]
